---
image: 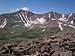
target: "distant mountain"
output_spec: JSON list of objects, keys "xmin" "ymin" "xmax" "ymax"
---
[{"xmin": 0, "ymin": 10, "xmax": 75, "ymax": 30}]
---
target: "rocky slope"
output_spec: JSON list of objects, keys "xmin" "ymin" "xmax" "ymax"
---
[{"xmin": 0, "ymin": 32, "xmax": 75, "ymax": 56}]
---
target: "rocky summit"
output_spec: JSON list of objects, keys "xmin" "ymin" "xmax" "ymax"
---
[{"xmin": 0, "ymin": 32, "xmax": 75, "ymax": 56}]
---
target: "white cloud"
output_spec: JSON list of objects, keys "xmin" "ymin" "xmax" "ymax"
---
[{"xmin": 16, "ymin": 7, "xmax": 30, "ymax": 11}]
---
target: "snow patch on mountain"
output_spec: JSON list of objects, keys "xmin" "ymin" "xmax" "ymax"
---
[
  {"xmin": 14, "ymin": 20, "xmax": 21, "ymax": 23},
  {"xmin": 59, "ymin": 14, "xmax": 67, "ymax": 22},
  {"xmin": 37, "ymin": 17, "xmax": 46, "ymax": 24},
  {"xmin": 70, "ymin": 20, "xmax": 73, "ymax": 24},
  {"xmin": 69, "ymin": 25, "xmax": 75, "ymax": 29},
  {"xmin": 42, "ymin": 29, "xmax": 45, "ymax": 32},
  {"xmin": 24, "ymin": 22, "xmax": 31, "ymax": 27},
  {"xmin": 0, "ymin": 18, "xmax": 7, "ymax": 28},
  {"xmin": 51, "ymin": 18, "xmax": 56, "ymax": 20},
  {"xmin": 18, "ymin": 13, "xmax": 26, "ymax": 24},
  {"xmin": 57, "ymin": 21, "xmax": 63, "ymax": 31},
  {"xmin": 59, "ymin": 14, "xmax": 65, "ymax": 21},
  {"xmin": 68, "ymin": 13, "xmax": 72, "ymax": 19},
  {"xmin": 49, "ymin": 13, "xmax": 51, "ymax": 19}
]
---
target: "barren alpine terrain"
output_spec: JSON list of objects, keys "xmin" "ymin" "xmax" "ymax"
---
[
  {"xmin": 0, "ymin": 32, "xmax": 75, "ymax": 56},
  {"xmin": 0, "ymin": 9, "xmax": 75, "ymax": 56}
]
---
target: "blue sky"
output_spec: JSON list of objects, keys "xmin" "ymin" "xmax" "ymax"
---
[{"xmin": 0, "ymin": 0, "xmax": 75, "ymax": 14}]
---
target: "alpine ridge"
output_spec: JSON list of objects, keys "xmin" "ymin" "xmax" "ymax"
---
[{"xmin": 0, "ymin": 9, "xmax": 75, "ymax": 31}]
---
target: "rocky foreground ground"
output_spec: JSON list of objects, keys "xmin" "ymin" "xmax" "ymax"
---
[{"xmin": 0, "ymin": 32, "xmax": 75, "ymax": 56}]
